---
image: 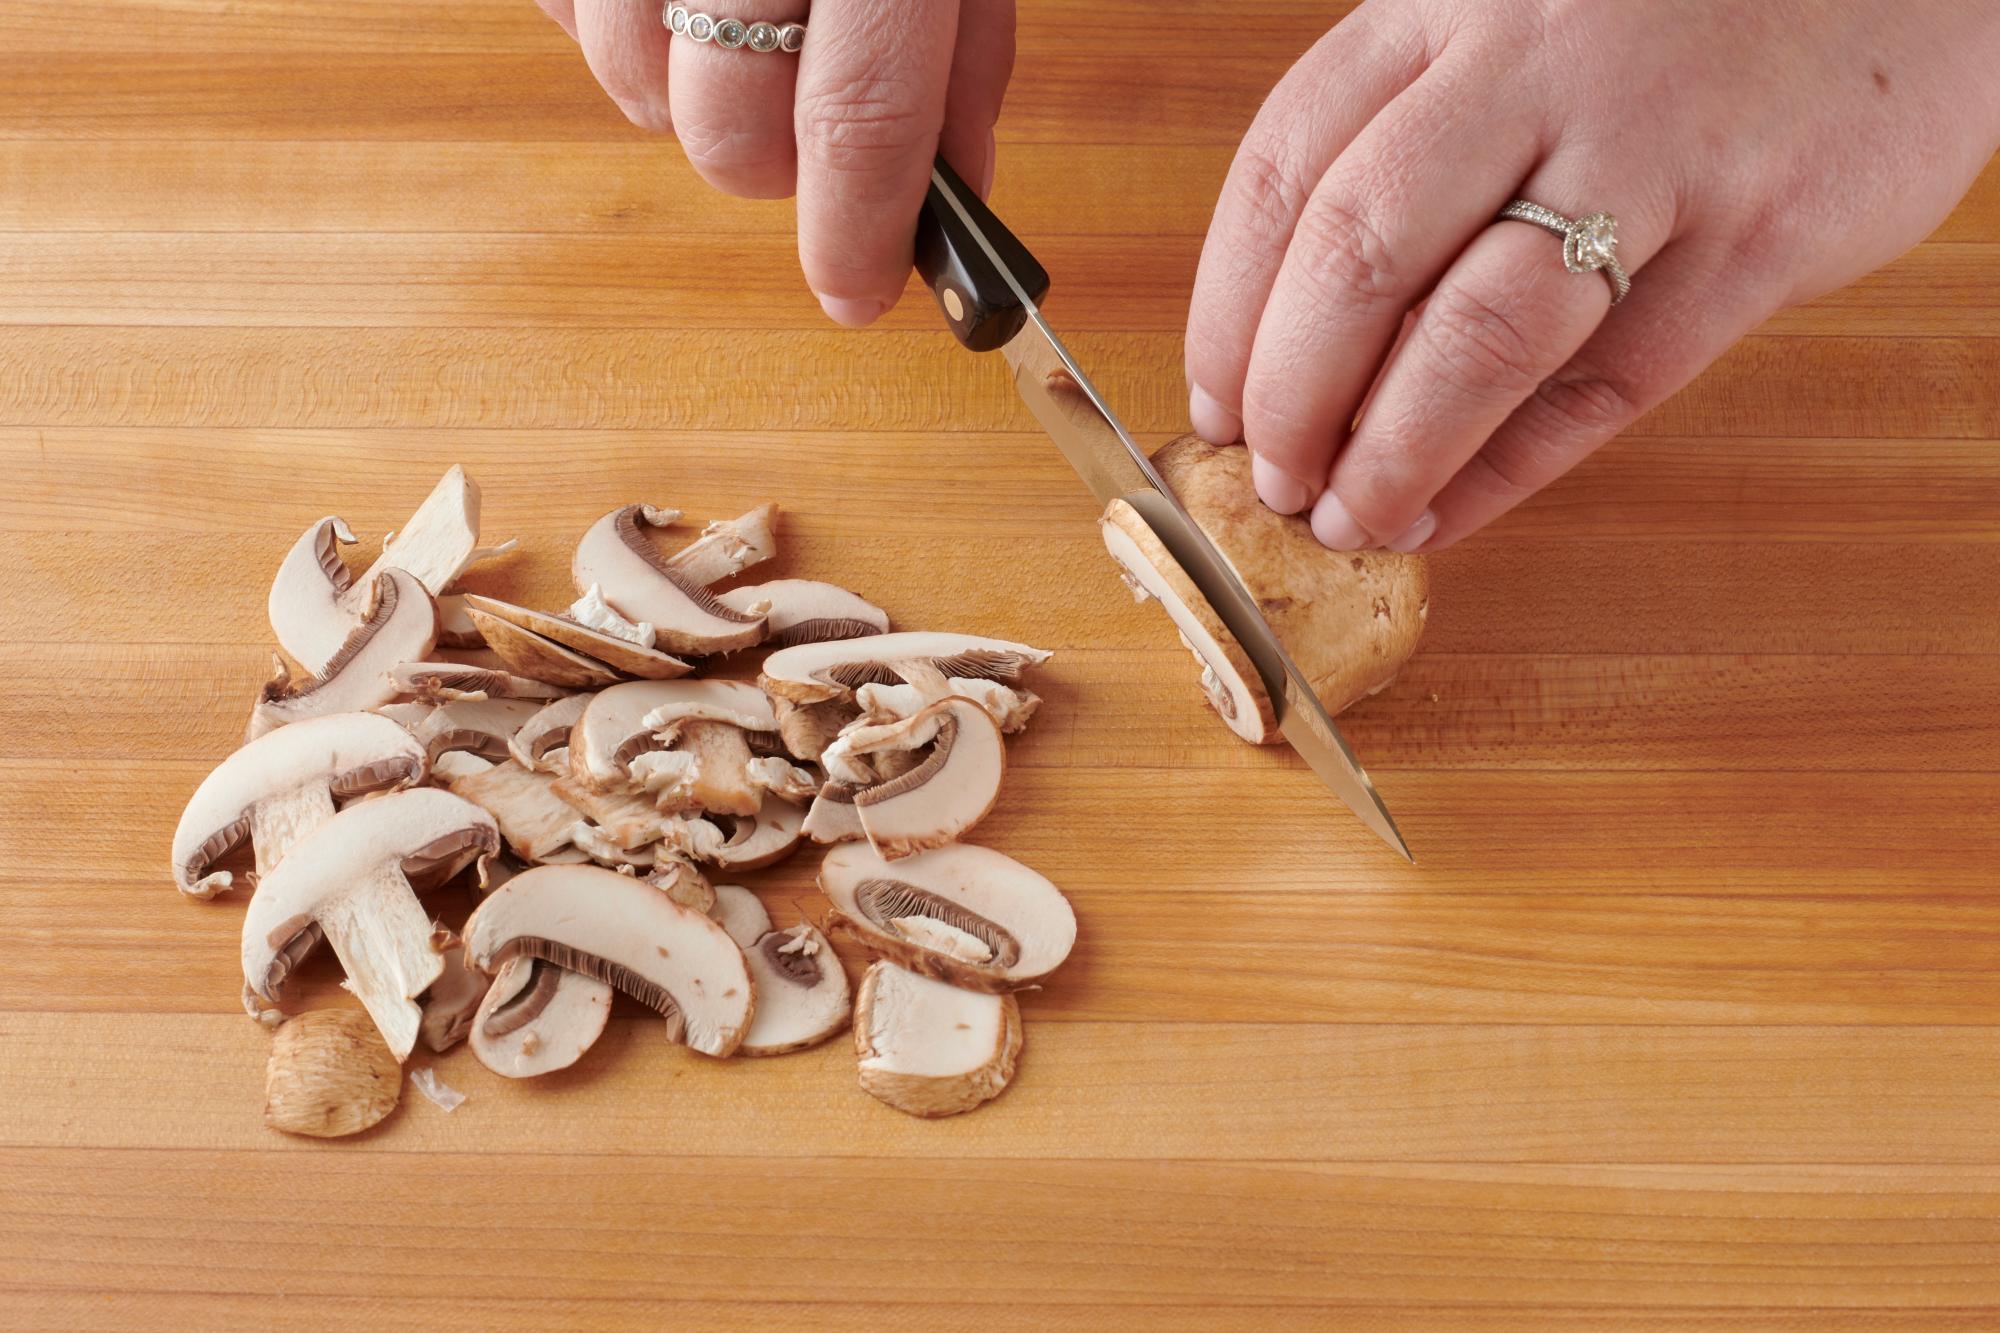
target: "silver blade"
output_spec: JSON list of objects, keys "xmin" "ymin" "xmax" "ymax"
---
[{"xmin": 928, "ymin": 165, "xmax": 1411, "ymax": 860}]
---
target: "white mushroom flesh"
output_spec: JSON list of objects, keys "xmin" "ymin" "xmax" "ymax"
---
[
  {"xmin": 854, "ymin": 962, "xmax": 1021, "ymax": 1118},
  {"xmin": 469, "ymin": 955, "xmax": 614, "ymax": 1079},
  {"xmin": 568, "ymin": 583, "xmax": 657, "ymax": 648},
  {"xmin": 507, "ymin": 692, "xmax": 593, "ymax": 773},
  {"xmin": 570, "ymin": 504, "xmax": 765, "ymax": 654},
  {"xmin": 569, "ymin": 680, "xmax": 775, "ymax": 792},
  {"xmin": 716, "ymin": 579, "xmax": 888, "ymax": 647},
  {"xmin": 250, "ymin": 568, "xmax": 439, "ymax": 738},
  {"xmin": 761, "ymin": 631, "xmax": 1052, "ymax": 706},
  {"xmin": 431, "ymin": 752, "xmax": 584, "ymax": 863},
  {"xmin": 707, "ymin": 884, "xmax": 772, "ymax": 949}
]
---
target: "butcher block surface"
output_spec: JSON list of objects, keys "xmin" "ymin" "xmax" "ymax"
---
[{"xmin": 4, "ymin": 1, "xmax": 2000, "ymax": 1325}]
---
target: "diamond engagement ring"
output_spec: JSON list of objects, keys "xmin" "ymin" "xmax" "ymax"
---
[
  {"xmin": 1498, "ymin": 200, "xmax": 1632, "ymax": 305},
  {"xmin": 664, "ymin": 4, "xmax": 805, "ymax": 52}
]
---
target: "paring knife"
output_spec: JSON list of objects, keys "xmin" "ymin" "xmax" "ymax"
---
[{"xmin": 911, "ymin": 156, "xmax": 1413, "ymax": 861}]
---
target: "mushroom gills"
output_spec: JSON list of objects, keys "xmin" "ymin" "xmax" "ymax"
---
[
  {"xmin": 855, "ymin": 878, "xmax": 1019, "ymax": 967},
  {"xmin": 418, "ymin": 945, "xmax": 490, "ymax": 1053},
  {"xmin": 761, "ymin": 632, "xmax": 1053, "ymax": 705},
  {"xmin": 740, "ymin": 924, "xmax": 851, "ymax": 1057},
  {"xmin": 845, "ymin": 697, "xmax": 1006, "ymax": 860},
  {"xmin": 853, "ymin": 962, "xmax": 1021, "ymax": 1118},
  {"xmin": 390, "ymin": 662, "xmax": 570, "ymax": 702}
]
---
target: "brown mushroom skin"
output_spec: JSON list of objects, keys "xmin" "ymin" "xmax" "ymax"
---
[{"xmin": 1104, "ymin": 436, "xmax": 1429, "ymax": 744}]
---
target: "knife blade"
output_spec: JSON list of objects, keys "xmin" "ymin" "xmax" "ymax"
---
[{"xmin": 914, "ymin": 157, "xmax": 1412, "ymax": 861}]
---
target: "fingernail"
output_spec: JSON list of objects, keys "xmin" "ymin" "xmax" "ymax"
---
[
  {"xmin": 1385, "ymin": 509, "xmax": 1438, "ymax": 554},
  {"xmin": 1188, "ymin": 384, "xmax": 1242, "ymax": 445},
  {"xmin": 817, "ymin": 294, "xmax": 888, "ymax": 328},
  {"xmin": 1251, "ymin": 453, "xmax": 1316, "ymax": 515},
  {"xmin": 1309, "ymin": 489, "xmax": 1374, "ymax": 550},
  {"xmin": 980, "ymin": 129, "xmax": 997, "ymax": 197}
]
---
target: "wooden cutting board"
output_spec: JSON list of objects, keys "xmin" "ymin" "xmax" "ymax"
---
[{"xmin": 3, "ymin": 1, "xmax": 1998, "ymax": 1324}]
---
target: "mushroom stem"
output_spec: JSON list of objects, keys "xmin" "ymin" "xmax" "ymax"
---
[{"xmin": 248, "ymin": 782, "xmax": 338, "ymax": 880}]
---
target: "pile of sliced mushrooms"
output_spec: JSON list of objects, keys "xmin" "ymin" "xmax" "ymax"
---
[{"xmin": 174, "ymin": 468, "xmax": 1074, "ymax": 1135}]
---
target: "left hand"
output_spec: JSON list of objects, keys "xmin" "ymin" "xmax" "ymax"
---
[{"xmin": 1183, "ymin": 0, "xmax": 2000, "ymax": 552}]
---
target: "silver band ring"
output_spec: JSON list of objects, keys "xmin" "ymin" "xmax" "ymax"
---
[
  {"xmin": 1498, "ymin": 200, "xmax": 1632, "ymax": 305},
  {"xmin": 664, "ymin": 4, "xmax": 804, "ymax": 52}
]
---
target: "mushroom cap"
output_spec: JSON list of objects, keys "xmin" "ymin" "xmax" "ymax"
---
[
  {"xmin": 847, "ymin": 696, "xmax": 1006, "ymax": 860},
  {"xmin": 569, "ymin": 680, "xmax": 776, "ymax": 792},
  {"xmin": 468, "ymin": 956, "xmax": 615, "ymax": 1079},
  {"xmin": 462, "ymin": 862, "xmax": 755, "ymax": 1057},
  {"xmin": 267, "ymin": 515, "xmax": 358, "ymax": 675},
  {"xmin": 853, "ymin": 962, "xmax": 1021, "ymax": 1118},
  {"xmin": 716, "ymin": 579, "xmax": 890, "ymax": 647},
  {"xmin": 1103, "ymin": 437, "xmax": 1429, "ymax": 744},
  {"xmin": 760, "ymin": 632, "xmax": 1053, "ymax": 705},
  {"xmin": 414, "ymin": 696, "xmax": 545, "ymax": 764},
  {"xmin": 819, "ymin": 841, "xmax": 1077, "ymax": 993},
  {"xmin": 740, "ymin": 924, "xmax": 851, "ymax": 1056},
  {"xmin": 173, "ymin": 710, "xmax": 427, "ymax": 897},
  {"xmin": 707, "ymin": 884, "xmax": 772, "ymax": 948},
  {"xmin": 464, "ymin": 606, "xmax": 626, "ymax": 689},
  {"xmin": 251, "ymin": 568, "xmax": 439, "ymax": 737},
  {"xmin": 241, "ymin": 788, "xmax": 500, "ymax": 1058},
  {"xmin": 461, "ymin": 593, "xmax": 693, "ymax": 681},
  {"xmin": 507, "ymin": 692, "xmax": 594, "ymax": 773},
  {"xmin": 570, "ymin": 504, "xmax": 766, "ymax": 654}
]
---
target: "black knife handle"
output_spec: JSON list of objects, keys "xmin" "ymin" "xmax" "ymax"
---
[{"xmin": 915, "ymin": 154, "xmax": 1050, "ymax": 352}]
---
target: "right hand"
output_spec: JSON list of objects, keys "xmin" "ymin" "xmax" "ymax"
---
[{"xmin": 536, "ymin": 0, "xmax": 1016, "ymax": 326}]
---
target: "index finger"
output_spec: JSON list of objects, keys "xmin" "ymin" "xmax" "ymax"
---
[{"xmin": 792, "ymin": 0, "xmax": 959, "ymax": 325}]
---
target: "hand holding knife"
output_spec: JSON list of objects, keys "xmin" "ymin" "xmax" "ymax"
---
[{"xmin": 911, "ymin": 156, "xmax": 1412, "ymax": 861}]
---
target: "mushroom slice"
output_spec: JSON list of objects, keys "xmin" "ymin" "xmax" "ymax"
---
[
  {"xmin": 242, "ymin": 788, "xmax": 500, "ymax": 1060},
  {"xmin": 390, "ymin": 662, "xmax": 569, "ymax": 702},
  {"xmin": 418, "ymin": 939, "xmax": 490, "ymax": 1054},
  {"xmin": 353, "ymin": 465, "xmax": 504, "ymax": 605},
  {"xmin": 716, "ymin": 579, "xmax": 889, "ymax": 647},
  {"xmin": 507, "ymin": 693, "xmax": 594, "ymax": 774},
  {"xmin": 468, "ymin": 956, "xmax": 615, "ymax": 1079},
  {"xmin": 250, "ymin": 569, "xmax": 439, "ymax": 739},
  {"xmin": 668, "ymin": 719, "xmax": 761, "ymax": 817},
  {"xmin": 857, "ymin": 679, "xmax": 1041, "ymax": 734},
  {"xmin": 1100, "ymin": 438, "xmax": 1429, "ymax": 745},
  {"xmin": 173, "ymin": 710, "xmax": 426, "ymax": 898},
  {"xmin": 415, "ymin": 697, "xmax": 544, "ymax": 763},
  {"xmin": 745, "ymin": 756, "xmax": 819, "ymax": 805},
  {"xmin": 464, "ymin": 606, "xmax": 625, "ymax": 689},
  {"xmin": 568, "ymin": 680, "xmax": 775, "ymax": 792},
  {"xmin": 430, "ymin": 752, "xmax": 583, "ymax": 863},
  {"xmin": 853, "ymin": 962, "xmax": 1021, "ymax": 1118},
  {"xmin": 461, "ymin": 593, "xmax": 693, "ymax": 681},
  {"xmin": 801, "ymin": 780, "xmax": 865, "ymax": 845},
  {"xmin": 760, "ymin": 632, "xmax": 1052, "ymax": 706},
  {"xmin": 830, "ymin": 697, "xmax": 1005, "ymax": 860},
  {"xmin": 773, "ymin": 696, "xmax": 861, "ymax": 764},
  {"xmin": 570, "ymin": 504, "xmax": 765, "ymax": 654},
  {"xmin": 741, "ymin": 924, "xmax": 851, "ymax": 1056},
  {"xmin": 820, "ymin": 841, "xmax": 1077, "ymax": 993},
  {"xmin": 462, "ymin": 862, "xmax": 754, "ymax": 1057},
  {"xmin": 435, "ymin": 594, "xmax": 485, "ymax": 650},
  {"xmin": 707, "ymin": 884, "xmax": 772, "ymax": 949},
  {"xmin": 711, "ymin": 796, "xmax": 807, "ymax": 872},
  {"xmin": 665, "ymin": 504, "xmax": 780, "ymax": 586},
  {"xmin": 264, "ymin": 1009, "xmax": 405, "ymax": 1138},
  {"xmin": 267, "ymin": 516, "xmax": 360, "ymax": 676}
]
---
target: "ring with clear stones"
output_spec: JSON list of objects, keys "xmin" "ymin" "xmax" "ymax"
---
[
  {"xmin": 1497, "ymin": 200, "xmax": 1632, "ymax": 305},
  {"xmin": 664, "ymin": 5, "xmax": 805, "ymax": 53}
]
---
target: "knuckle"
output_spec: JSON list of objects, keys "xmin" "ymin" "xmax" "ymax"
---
[
  {"xmin": 1417, "ymin": 284, "xmax": 1550, "ymax": 400},
  {"xmin": 1531, "ymin": 359, "xmax": 1642, "ymax": 438},
  {"xmin": 1287, "ymin": 200, "xmax": 1406, "ymax": 316},
  {"xmin": 795, "ymin": 67, "xmax": 931, "ymax": 176},
  {"xmin": 1228, "ymin": 142, "xmax": 1314, "ymax": 256}
]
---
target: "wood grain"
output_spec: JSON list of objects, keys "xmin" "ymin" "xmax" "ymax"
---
[{"xmin": 1, "ymin": 0, "xmax": 1997, "ymax": 1323}]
